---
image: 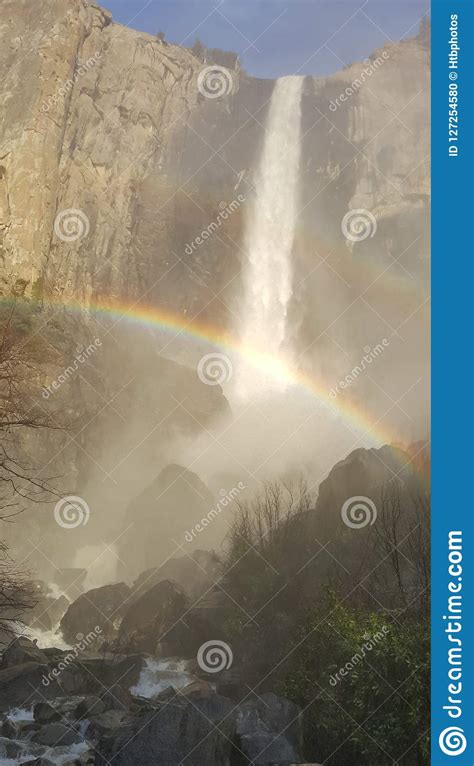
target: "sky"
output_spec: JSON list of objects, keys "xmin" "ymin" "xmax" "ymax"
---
[{"xmin": 101, "ymin": 0, "xmax": 430, "ymax": 79}]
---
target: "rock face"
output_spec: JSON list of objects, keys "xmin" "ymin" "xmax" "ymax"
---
[{"xmin": 0, "ymin": 0, "xmax": 428, "ymax": 318}]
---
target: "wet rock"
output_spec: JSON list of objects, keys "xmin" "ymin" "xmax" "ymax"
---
[
  {"xmin": 33, "ymin": 702, "xmax": 61, "ymax": 725},
  {"xmin": 239, "ymin": 731, "xmax": 297, "ymax": 764},
  {"xmin": 132, "ymin": 549, "xmax": 221, "ymax": 601},
  {"xmin": 118, "ymin": 579, "xmax": 187, "ymax": 654},
  {"xmin": 74, "ymin": 695, "xmax": 106, "ymax": 719},
  {"xmin": 31, "ymin": 722, "xmax": 82, "ymax": 747},
  {"xmin": 86, "ymin": 709, "xmax": 135, "ymax": 739},
  {"xmin": 60, "ymin": 582, "xmax": 130, "ymax": 644},
  {"xmin": 0, "ymin": 663, "xmax": 59, "ymax": 710},
  {"xmin": 1, "ymin": 717, "xmax": 18, "ymax": 738},
  {"xmin": 96, "ymin": 693, "xmax": 238, "ymax": 765},
  {"xmin": 20, "ymin": 760, "xmax": 56, "ymax": 766},
  {"xmin": 0, "ymin": 736, "xmax": 40, "ymax": 759},
  {"xmin": 1, "ymin": 637, "xmax": 48, "ymax": 668},
  {"xmin": 20, "ymin": 758, "xmax": 55, "ymax": 766},
  {"xmin": 236, "ymin": 693, "xmax": 303, "ymax": 765}
]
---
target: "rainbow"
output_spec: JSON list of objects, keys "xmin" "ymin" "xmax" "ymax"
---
[{"xmin": 1, "ymin": 294, "xmax": 401, "ymax": 446}]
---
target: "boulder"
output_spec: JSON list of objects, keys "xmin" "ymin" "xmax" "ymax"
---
[
  {"xmin": 60, "ymin": 582, "xmax": 130, "ymax": 644},
  {"xmin": 118, "ymin": 580, "xmax": 187, "ymax": 654},
  {"xmin": 132, "ymin": 550, "xmax": 220, "ymax": 601},
  {"xmin": 31, "ymin": 722, "xmax": 82, "ymax": 747},
  {"xmin": 33, "ymin": 702, "xmax": 61, "ymax": 725},
  {"xmin": 20, "ymin": 760, "xmax": 56, "ymax": 766},
  {"xmin": 1, "ymin": 636, "xmax": 48, "ymax": 668},
  {"xmin": 240, "ymin": 731, "xmax": 298, "ymax": 764},
  {"xmin": 236, "ymin": 693, "xmax": 304, "ymax": 765},
  {"xmin": 1, "ymin": 718, "xmax": 18, "ymax": 739},
  {"xmin": 86, "ymin": 709, "xmax": 135, "ymax": 739},
  {"xmin": 118, "ymin": 466, "xmax": 216, "ymax": 575},
  {"xmin": 0, "ymin": 662, "xmax": 59, "ymax": 710},
  {"xmin": 74, "ymin": 695, "xmax": 106, "ymax": 720},
  {"xmin": 57, "ymin": 655, "xmax": 142, "ymax": 698},
  {"xmin": 96, "ymin": 693, "xmax": 238, "ymax": 765}
]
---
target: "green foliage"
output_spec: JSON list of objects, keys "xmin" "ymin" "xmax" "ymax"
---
[
  {"xmin": 281, "ymin": 599, "xmax": 429, "ymax": 764},
  {"xmin": 218, "ymin": 481, "xmax": 430, "ymax": 765}
]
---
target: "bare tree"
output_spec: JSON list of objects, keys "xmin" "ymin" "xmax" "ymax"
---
[{"xmin": 0, "ymin": 304, "xmax": 60, "ymax": 642}]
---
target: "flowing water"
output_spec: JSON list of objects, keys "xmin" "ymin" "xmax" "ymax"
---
[
  {"xmin": 130, "ymin": 657, "xmax": 195, "ymax": 698},
  {"xmin": 236, "ymin": 75, "xmax": 304, "ymax": 398}
]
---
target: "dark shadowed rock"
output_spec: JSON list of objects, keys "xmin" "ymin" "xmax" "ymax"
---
[
  {"xmin": 33, "ymin": 702, "xmax": 61, "ymax": 725},
  {"xmin": 1, "ymin": 718, "xmax": 18, "ymax": 739},
  {"xmin": 236, "ymin": 693, "xmax": 303, "ymax": 764},
  {"xmin": 74, "ymin": 695, "xmax": 106, "ymax": 720},
  {"xmin": 86, "ymin": 709, "xmax": 135, "ymax": 739},
  {"xmin": 31, "ymin": 722, "xmax": 82, "ymax": 747},
  {"xmin": 95, "ymin": 693, "xmax": 238, "ymax": 765},
  {"xmin": 1, "ymin": 636, "xmax": 48, "ymax": 668},
  {"xmin": 132, "ymin": 549, "xmax": 221, "ymax": 601},
  {"xmin": 118, "ymin": 579, "xmax": 187, "ymax": 654},
  {"xmin": 118, "ymin": 465, "xmax": 216, "ymax": 575},
  {"xmin": 60, "ymin": 582, "xmax": 130, "ymax": 644},
  {"xmin": 0, "ymin": 663, "xmax": 59, "ymax": 710}
]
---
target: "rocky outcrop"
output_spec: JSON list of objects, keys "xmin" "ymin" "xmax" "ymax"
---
[
  {"xmin": 1, "ymin": 637, "xmax": 49, "ymax": 668},
  {"xmin": 132, "ymin": 549, "xmax": 221, "ymax": 600},
  {"xmin": 118, "ymin": 579, "xmax": 187, "ymax": 653},
  {"xmin": 59, "ymin": 581, "xmax": 129, "ymax": 643},
  {"xmin": 117, "ymin": 464, "xmax": 216, "ymax": 576}
]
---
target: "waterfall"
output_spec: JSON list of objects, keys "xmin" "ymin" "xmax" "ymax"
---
[{"xmin": 236, "ymin": 75, "xmax": 304, "ymax": 398}]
